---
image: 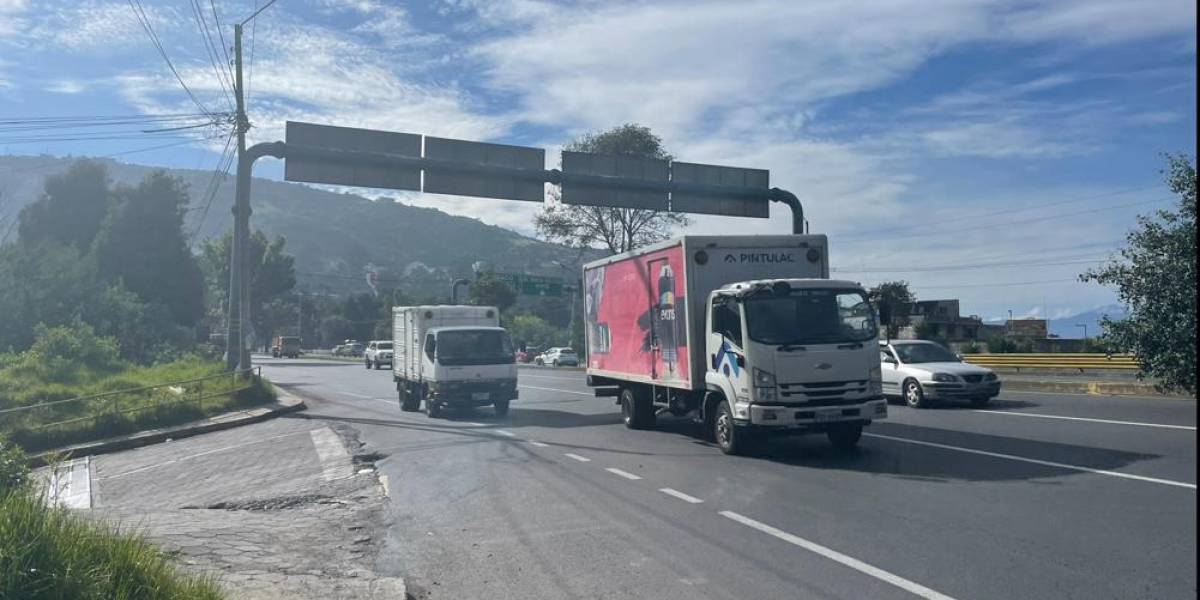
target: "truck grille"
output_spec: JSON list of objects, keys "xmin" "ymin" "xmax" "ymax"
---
[{"xmin": 778, "ymin": 380, "xmax": 871, "ymax": 407}]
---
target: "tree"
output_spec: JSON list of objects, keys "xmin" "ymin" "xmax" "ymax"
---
[
  {"xmin": 535, "ymin": 124, "xmax": 689, "ymax": 255},
  {"xmin": 1081, "ymin": 154, "xmax": 1196, "ymax": 392},
  {"xmin": 92, "ymin": 172, "xmax": 205, "ymax": 327},
  {"xmin": 17, "ymin": 160, "xmax": 111, "ymax": 251},
  {"xmin": 200, "ymin": 229, "xmax": 297, "ymax": 338},
  {"xmin": 467, "ymin": 271, "xmax": 516, "ymax": 314},
  {"xmin": 0, "ymin": 241, "xmax": 99, "ymax": 351},
  {"xmin": 869, "ymin": 281, "xmax": 915, "ymax": 338}
]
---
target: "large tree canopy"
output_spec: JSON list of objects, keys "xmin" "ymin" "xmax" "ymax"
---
[
  {"xmin": 17, "ymin": 160, "xmax": 111, "ymax": 251},
  {"xmin": 92, "ymin": 171, "xmax": 205, "ymax": 327},
  {"xmin": 1081, "ymin": 154, "xmax": 1196, "ymax": 393},
  {"xmin": 536, "ymin": 124, "xmax": 689, "ymax": 255}
]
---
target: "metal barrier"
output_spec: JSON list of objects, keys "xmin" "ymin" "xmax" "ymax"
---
[
  {"xmin": 962, "ymin": 353, "xmax": 1138, "ymax": 371},
  {"xmin": 0, "ymin": 367, "xmax": 260, "ymax": 434}
]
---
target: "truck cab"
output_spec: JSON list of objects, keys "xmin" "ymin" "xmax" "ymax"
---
[{"xmin": 704, "ymin": 278, "xmax": 885, "ymax": 453}]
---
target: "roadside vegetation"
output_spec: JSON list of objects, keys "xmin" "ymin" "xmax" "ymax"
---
[
  {"xmin": 0, "ymin": 442, "xmax": 224, "ymax": 599},
  {"xmin": 0, "ymin": 323, "xmax": 274, "ymax": 453}
]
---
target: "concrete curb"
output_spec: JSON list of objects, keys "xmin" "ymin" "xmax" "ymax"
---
[
  {"xmin": 30, "ymin": 391, "xmax": 307, "ymax": 467},
  {"xmin": 1002, "ymin": 378, "xmax": 1189, "ymax": 398}
]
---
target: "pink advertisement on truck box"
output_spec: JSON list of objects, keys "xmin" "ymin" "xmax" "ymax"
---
[{"xmin": 584, "ymin": 244, "xmax": 689, "ymax": 387}]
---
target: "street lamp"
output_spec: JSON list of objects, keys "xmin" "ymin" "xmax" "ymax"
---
[
  {"xmin": 1076, "ymin": 323, "xmax": 1088, "ymax": 339},
  {"xmin": 1007, "ymin": 309, "xmax": 1013, "ymax": 333}
]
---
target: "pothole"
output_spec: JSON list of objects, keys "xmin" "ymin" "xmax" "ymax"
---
[{"xmin": 182, "ymin": 494, "xmax": 335, "ymax": 511}]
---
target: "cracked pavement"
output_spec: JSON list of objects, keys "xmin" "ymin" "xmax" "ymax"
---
[{"xmin": 79, "ymin": 415, "xmax": 404, "ymax": 599}]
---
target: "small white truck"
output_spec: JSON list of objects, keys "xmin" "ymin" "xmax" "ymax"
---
[
  {"xmin": 392, "ymin": 305, "xmax": 518, "ymax": 417},
  {"xmin": 583, "ymin": 234, "xmax": 886, "ymax": 454}
]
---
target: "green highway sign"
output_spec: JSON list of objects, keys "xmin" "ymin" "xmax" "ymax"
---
[{"xmin": 492, "ymin": 273, "xmax": 566, "ymax": 297}]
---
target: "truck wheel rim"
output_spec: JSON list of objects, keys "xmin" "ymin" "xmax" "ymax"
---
[{"xmin": 716, "ymin": 412, "xmax": 732, "ymax": 447}]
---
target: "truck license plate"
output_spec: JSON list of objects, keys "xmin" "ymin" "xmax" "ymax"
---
[{"xmin": 472, "ymin": 392, "xmax": 490, "ymax": 401}]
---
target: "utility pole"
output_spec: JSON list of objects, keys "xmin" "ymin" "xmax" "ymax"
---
[{"xmin": 225, "ymin": 23, "xmax": 252, "ymax": 372}]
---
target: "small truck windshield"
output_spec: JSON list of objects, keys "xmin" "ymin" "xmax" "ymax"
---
[
  {"xmin": 744, "ymin": 289, "xmax": 876, "ymax": 345},
  {"xmin": 437, "ymin": 330, "xmax": 515, "ymax": 366}
]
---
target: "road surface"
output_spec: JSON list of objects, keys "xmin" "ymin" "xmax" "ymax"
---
[{"xmin": 259, "ymin": 356, "xmax": 1196, "ymax": 600}]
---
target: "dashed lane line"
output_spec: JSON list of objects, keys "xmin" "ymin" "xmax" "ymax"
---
[
  {"xmin": 721, "ymin": 511, "xmax": 958, "ymax": 600},
  {"xmin": 973, "ymin": 410, "xmax": 1195, "ymax": 431},
  {"xmin": 564, "ymin": 453, "xmax": 591, "ymax": 462},
  {"xmin": 519, "ymin": 385, "xmax": 593, "ymax": 396},
  {"xmin": 605, "ymin": 467, "xmax": 642, "ymax": 480},
  {"xmin": 865, "ymin": 433, "xmax": 1197, "ymax": 490},
  {"xmin": 528, "ymin": 441, "xmax": 550, "ymax": 447},
  {"xmin": 494, "ymin": 430, "xmax": 517, "ymax": 437},
  {"xmin": 658, "ymin": 487, "xmax": 704, "ymax": 504}
]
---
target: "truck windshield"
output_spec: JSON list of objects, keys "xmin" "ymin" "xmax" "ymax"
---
[
  {"xmin": 436, "ymin": 330, "xmax": 515, "ymax": 366},
  {"xmin": 744, "ymin": 289, "xmax": 876, "ymax": 345}
]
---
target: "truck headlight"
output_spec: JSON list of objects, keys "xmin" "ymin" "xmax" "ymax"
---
[
  {"xmin": 753, "ymin": 368, "xmax": 776, "ymax": 388},
  {"xmin": 932, "ymin": 373, "xmax": 957, "ymax": 382},
  {"xmin": 756, "ymin": 387, "xmax": 777, "ymax": 403}
]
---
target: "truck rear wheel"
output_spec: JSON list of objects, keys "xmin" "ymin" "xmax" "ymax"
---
[
  {"xmin": 827, "ymin": 423, "xmax": 863, "ymax": 450},
  {"xmin": 620, "ymin": 386, "xmax": 655, "ymax": 429},
  {"xmin": 493, "ymin": 399, "xmax": 510, "ymax": 417},
  {"xmin": 399, "ymin": 384, "xmax": 420, "ymax": 412}
]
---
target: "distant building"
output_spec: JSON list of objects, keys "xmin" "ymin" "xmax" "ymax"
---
[
  {"xmin": 1006, "ymin": 319, "xmax": 1048, "ymax": 338},
  {"xmin": 896, "ymin": 299, "xmax": 992, "ymax": 342}
]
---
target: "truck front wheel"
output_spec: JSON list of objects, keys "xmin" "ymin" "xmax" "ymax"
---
[
  {"xmin": 827, "ymin": 423, "xmax": 863, "ymax": 450},
  {"xmin": 713, "ymin": 400, "xmax": 758, "ymax": 455},
  {"xmin": 620, "ymin": 386, "xmax": 655, "ymax": 430},
  {"xmin": 399, "ymin": 384, "xmax": 420, "ymax": 412}
]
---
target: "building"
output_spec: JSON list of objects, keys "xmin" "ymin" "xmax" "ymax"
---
[
  {"xmin": 896, "ymin": 299, "xmax": 993, "ymax": 342},
  {"xmin": 1006, "ymin": 319, "xmax": 1048, "ymax": 338}
]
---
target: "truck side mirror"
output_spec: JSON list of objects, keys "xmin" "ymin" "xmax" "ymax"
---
[
  {"xmin": 878, "ymin": 302, "xmax": 893, "ymax": 326},
  {"xmin": 735, "ymin": 355, "xmax": 746, "ymax": 368}
]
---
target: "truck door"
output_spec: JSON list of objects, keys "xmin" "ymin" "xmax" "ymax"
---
[
  {"xmin": 708, "ymin": 295, "xmax": 749, "ymax": 402},
  {"xmin": 647, "ymin": 258, "xmax": 679, "ymax": 381}
]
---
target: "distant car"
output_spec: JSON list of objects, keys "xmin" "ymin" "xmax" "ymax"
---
[
  {"xmin": 880, "ymin": 340, "xmax": 1000, "ymax": 408},
  {"xmin": 333, "ymin": 341, "xmax": 364, "ymax": 357},
  {"xmin": 364, "ymin": 340, "xmax": 393, "ymax": 370},
  {"xmin": 536, "ymin": 347, "xmax": 578, "ymax": 367},
  {"xmin": 516, "ymin": 345, "xmax": 541, "ymax": 363}
]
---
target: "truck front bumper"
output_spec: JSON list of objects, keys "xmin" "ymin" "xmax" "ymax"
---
[
  {"xmin": 746, "ymin": 397, "xmax": 887, "ymax": 428},
  {"xmin": 427, "ymin": 380, "xmax": 518, "ymax": 407}
]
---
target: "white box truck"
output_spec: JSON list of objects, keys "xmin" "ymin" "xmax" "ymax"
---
[
  {"xmin": 583, "ymin": 234, "xmax": 886, "ymax": 454},
  {"xmin": 392, "ymin": 305, "xmax": 518, "ymax": 417}
]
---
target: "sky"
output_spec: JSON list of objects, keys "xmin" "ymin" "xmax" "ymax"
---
[{"xmin": 0, "ymin": 0, "xmax": 1195, "ymax": 321}]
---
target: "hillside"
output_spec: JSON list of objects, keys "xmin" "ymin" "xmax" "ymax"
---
[
  {"xmin": 0, "ymin": 154, "xmax": 589, "ymax": 297},
  {"xmin": 1047, "ymin": 305, "xmax": 1128, "ymax": 339}
]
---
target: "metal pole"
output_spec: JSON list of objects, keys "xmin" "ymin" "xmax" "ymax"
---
[
  {"xmin": 768, "ymin": 188, "xmax": 805, "ymax": 234},
  {"xmin": 451, "ymin": 278, "xmax": 468, "ymax": 304},
  {"xmin": 233, "ymin": 24, "xmax": 253, "ymax": 371}
]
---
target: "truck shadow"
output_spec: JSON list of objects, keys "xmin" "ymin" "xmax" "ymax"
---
[{"xmin": 738, "ymin": 421, "xmax": 1164, "ymax": 484}]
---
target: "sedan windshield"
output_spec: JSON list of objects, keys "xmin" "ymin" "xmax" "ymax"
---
[
  {"xmin": 893, "ymin": 343, "xmax": 958, "ymax": 363},
  {"xmin": 377, "ymin": 342, "xmax": 392, "ymax": 350},
  {"xmin": 744, "ymin": 289, "xmax": 876, "ymax": 345},
  {"xmin": 437, "ymin": 330, "xmax": 515, "ymax": 366}
]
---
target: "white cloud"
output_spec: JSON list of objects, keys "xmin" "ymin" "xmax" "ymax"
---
[
  {"xmin": 27, "ymin": 1, "xmax": 172, "ymax": 51},
  {"xmin": 0, "ymin": 0, "xmax": 30, "ymax": 37},
  {"xmin": 45, "ymin": 79, "xmax": 86, "ymax": 94},
  {"xmin": 999, "ymin": 0, "xmax": 1197, "ymax": 46}
]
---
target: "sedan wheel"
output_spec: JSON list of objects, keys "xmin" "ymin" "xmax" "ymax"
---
[{"xmin": 904, "ymin": 379, "xmax": 930, "ymax": 409}]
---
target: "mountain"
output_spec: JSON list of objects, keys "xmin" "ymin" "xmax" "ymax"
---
[
  {"xmin": 0, "ymin": 154, "xmax": 592, "ymax": 298},
  {"xmin": 1047, "ymin": 305, "xmax": 1127, "ymax": 339}
]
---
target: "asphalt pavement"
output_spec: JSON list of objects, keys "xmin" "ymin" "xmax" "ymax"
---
[{"xmin": 258, "ymin": 356, "xmax": 1196, "ymax": 600}]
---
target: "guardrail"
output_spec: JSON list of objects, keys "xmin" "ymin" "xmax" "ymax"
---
[
  {"xmin": 962, "ymin": 353, "xmax": 1139, "ymax": 371},
  {"xmin": 0, "ymin": 367, "xmax": 261, "ymax": 434}
]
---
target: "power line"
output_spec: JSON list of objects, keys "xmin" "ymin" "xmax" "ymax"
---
[
  {"xmin": 189, "ymin": 0, "xmax": 236, "ymax": 112},
  {"xmin": 208, "ymin": 0, "xmax": 233, "ymax": 72},
  {"xmin": 247, "ymin": 0, "xmax": 258, "ymax": 103},
  {"xmin": 240, "ymin": 0, "xmax": 279, "ymax": 25},
  {"xmin": 840, "ymin": 184, "xmax": 1161, "ymax": 240},
  {"xmin": 189, "ymin": 131, "xmax": 237, "ymax": 247},
  {"xmin": 839, "ymin": 197, "xmax": 1173, "ymax": 245},
  {"xmin": 126, "ymin": 0, "xmax": 216, "ymax": 117}
]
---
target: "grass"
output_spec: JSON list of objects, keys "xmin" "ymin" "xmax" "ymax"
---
[
  {"xmin": 0, "ymin": 487, "xmax": 224, "ymax": 600},
  {"xmin": 0, "ymin": 358, "xmax": 276, "ymax": 453}
]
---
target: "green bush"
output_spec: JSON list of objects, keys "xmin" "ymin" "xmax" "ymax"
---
[
  {"xmin": 986, "ymin": 336, "xmax": 1033, "ymax": 353},
  {"xmin": 0, "ymin": 490, "xmax": 224, "ymax": 600},
  {"xmin": 0, "ymin": 442, "xmax": 26, "ymax": 497}
]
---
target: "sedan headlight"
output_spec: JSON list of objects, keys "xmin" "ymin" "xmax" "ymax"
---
[
  {"xmin": 932, "ymin": 373, "xmax": 958, "ymax": 382},
  {"xmin": 753, "ymin": 367, "xmax": 776, "ymax": 387}
]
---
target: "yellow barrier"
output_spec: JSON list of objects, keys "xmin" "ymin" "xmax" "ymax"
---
[{"xmin": 961, "ymin": 353, "xmax": 1139, "ymax": 370}]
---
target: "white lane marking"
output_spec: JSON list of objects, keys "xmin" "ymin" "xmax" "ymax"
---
[
  {"xmin": 334, "ymin": 390, "xmax": 373, "ymax": 399},
  {"xmin": 520, "ymin": 374, "xmax": 583, "ymax": 381},
  {"xmin": 40, "ymin": 457, "xmax": 92, "ymax": 509},
  {"xmin": 528, "ymin": 441, "xmax": 550, "ymax": 447},
  {"xmin": 379, "ymin": 474, "xmax": 391, "ymax": 497},
  {"xmin": 974, "ymin": 410, "xmax": 1195, "ymax": 431},
  {"xmin": 310, "ymin": 428, "xmax": 354, "ymax": 481},
  {"xmin": 99, "ymin": 430, "xmax": 316, "ymax": 480},
  {"xmin": 463, "ymin": 422, "xmax": 488, "ymax": 427},
  {"xmin": 658, "ymin": 487, "xmax": 704, "ymax": 504},
  {"xmin": 605, "ymin": 467, "xmax": 642, "ymax": 480},
  {"xmin": 494, "ymin": 430, "xmax": 517, "ymax": 437},
  {"xmin": 564, "ymin": 453, "xmax": 591, "ymax": 462},
  {"xmin": 519, "ymin": 385, "xmax": 593, "ymax": 397},
  {"xmin": 720, "ymin": 511, "xmax": 958, "ymax": 600},
  {"xmin": 865, "ymin": 433, "xmax": 1197, "ymax": 490}
]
